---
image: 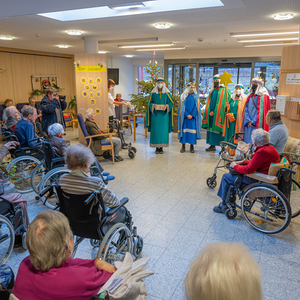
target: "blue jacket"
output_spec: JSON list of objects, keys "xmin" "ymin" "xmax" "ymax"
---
[
  {"xmin": 14, "ymin": 119, "xmax": 38, "ymax": 147},
  {"xmin": 41, "ymin": 95, "xmax": 67, "ymax": 133}
]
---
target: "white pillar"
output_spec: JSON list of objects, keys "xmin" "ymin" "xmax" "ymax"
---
[
  {"xmin": 298, "ymin": 24, "xmax": 300, "ymax": 45},
  {"xmin": 84, "ymin": 37, "xmax": 98, "ymax": 53}
]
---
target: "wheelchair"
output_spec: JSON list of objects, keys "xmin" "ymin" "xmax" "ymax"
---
[
  {"xmin": 222, "ymin": 161, "xmax": 300, "ymax": 234},
  {"xmin": 206, "ymin": 132, "xmax": 252, "ymax": 189},
  {"xmin": 40, "ymin": 184, "xmax": 144, "ymax": 264},
  {"xmin": 2, "ymin": 130, "xmax": 44, "ymax": 193},
  {"xmin": 0, "ymin": 196, "xmax": 27, "ymax": 264}
]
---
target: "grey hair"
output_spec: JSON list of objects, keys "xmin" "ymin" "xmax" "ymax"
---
[
  {"xmin": 267, "ymin": 110, "xmax": 281, "ymax": 123},
  {"xmin": 5, "ymin": 106, "xmax": 17, "ymax": 118},
  {"xmin": 85, "ymin": 108, "xmax": 94, "ymax": 120},
  {"xmin": 21, "ymin": 105, "xmax": 36, "ymax": 118},
  {"xmin": 251, "ymin": 128, "xmax": 270, "ymax": 146},
  {"xmin": 64, "ymin": 143, "xmax": 94, "ymax": 169},
  {"xmin": 185, "ymin": 242, "xmax": 262, "ymax": 300},
  {"xmin": 48, "ymin": 123, "xmax": 64, "ymax": 136},
  {"xmin": 26, "ymin": 210, "xmax": 72, "ymax": 271}
]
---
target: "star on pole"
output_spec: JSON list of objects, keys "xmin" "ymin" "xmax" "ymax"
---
[{"xmin": 219, "ymin": 70, "xmax": 233, "ymax": 87}]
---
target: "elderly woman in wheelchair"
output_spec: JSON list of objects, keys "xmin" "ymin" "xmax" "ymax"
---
[
  {"xmin": 212, "ymin": 128, "xmax": 296, "ymax": 234},
  {"xmin": 12, "ymin": 210, "xmax": 116, "ymax": 300}
]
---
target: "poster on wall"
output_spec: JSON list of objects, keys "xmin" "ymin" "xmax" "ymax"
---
[{"xmin": 286, "ymin": 73, "xmax": 300, "ymax": 85}]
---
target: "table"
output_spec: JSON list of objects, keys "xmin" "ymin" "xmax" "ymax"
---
[{"xmin": 133, "ymin": 114, "xmax": 147, "ymax": 141}]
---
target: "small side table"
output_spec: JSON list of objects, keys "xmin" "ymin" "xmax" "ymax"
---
[{"xmin": 133, "ymin": 114, "xmax": 147, "ymax": 141}]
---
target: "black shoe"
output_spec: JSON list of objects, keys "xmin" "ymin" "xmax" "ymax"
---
[
  {"xmin": 205, "ymin": 145, "xmax": 216, "ymax": 152},
  {"xmin": 190, "ymin": 145, "xmax": 194, "ymax": 153},
  {"xmin": 180, "ymin": 144, "xmax": 185, "ymax": 153},
  {"xmin": 116, "ymin": 155, "xmax": 123, "ymax": 161},
  {"xmin": 159, "ymin": 147, "xmax": 164, "ymax": 154},
  {"xmin": 109, "ymin": 156, "xmax": 120, "ymax": 162},
  {"xmin": 155, "ymin": 148, "xmax": 160, "ymax": 154},
  {"xmin": 14, "ymin": 234, "xmax": 22, "ymax": 248},
  {"xmin": 213, "ymin": 202, "xmax": 228, "ymax": 214}
]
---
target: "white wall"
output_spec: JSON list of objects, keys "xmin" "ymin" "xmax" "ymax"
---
[{"xmin": 107, "ymin": 56, "xmax": 134, "ymax": 101}]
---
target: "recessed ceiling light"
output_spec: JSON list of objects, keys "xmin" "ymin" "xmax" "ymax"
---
[
  {"xmin": 135, "ymin": 46, "xmax": 185, "ymax": 51},
  {"xmin": 230, "ymin": 30, "xmax": 299, "ymax": 37},
  {"xmin": 238, "ymin": 37, "xmax": 298, "ymax": 43},
  {"xmin": 119, "ymin": 43, "xmax": 173, "ymax": 48},
  {"xmin": 0, "ymin": 36, "xmax": 13, "ymax": 40},
  {"xmin": 125, "ymin": 55, "xmax": 134, "ymax": 57},
  {"xmin": 154, "ymin": 23, "xmax": 171, "ymax": 29},
  {"xmin": 244, "ymin": 42, "xmax": 298, "ymax": 47},
  {"xmin": 274, "ymin": 12, "xmax": 294, "ymax": 20},
  {"xmin": 98, "ymin": 51, "xmax": 107, "ymax": 54},
  {"xmin": 58, "ymin": 45, "xmax": 69, "ymax": 48},
  {"xmin": 67, "ymin": 30, "xmax": 82, "ymax": 35}
]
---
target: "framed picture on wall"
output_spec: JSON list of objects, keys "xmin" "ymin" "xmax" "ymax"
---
[{"xmin": 31, "ymin": 75, "xmax": 58, "ymax": 92}]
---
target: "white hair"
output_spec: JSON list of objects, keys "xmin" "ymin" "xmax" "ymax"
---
[
  {"xmin": 185, "ymin": 242, "xmax": 262, "ymax": 300},
  {"xmin": 48, "ymin": 123, "xmax": 64, "ymax": 136},
  {"xmin": 5, "ymin": 106, "xmax": 17, "ymax": 118},
  {"xmin": 251, "ymin": 128, "xmax": 270, "ymax": 146},
  {"xmin": 85, "ymin": 108, "xmax": 94, "ymax": 120}
]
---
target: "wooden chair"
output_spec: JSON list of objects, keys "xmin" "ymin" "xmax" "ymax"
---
[
  {"xmin": 63, "ymin": 110, "xmax": 77, "ymax": 131},
  {"xmin": 77, "ymin": 113, "xmax": 115, "ymax": 164}
]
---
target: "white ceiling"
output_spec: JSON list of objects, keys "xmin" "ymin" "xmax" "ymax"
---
[{"xmin": 0, "ymin": 0, "xmax": 299, "ymax": 58}]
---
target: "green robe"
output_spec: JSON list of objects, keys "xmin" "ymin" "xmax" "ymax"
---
[
  {"xmin": 145, "ymin": 92, "xmax": 174, "ymax": 147},
  {"xmin": 223, "ymin": 98, "xmax": 239, "ymax": 142}
]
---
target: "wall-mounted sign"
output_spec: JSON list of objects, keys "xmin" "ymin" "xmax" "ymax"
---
[
  {"xmin": 76, "ymin": 66, "xmax": 107, "ymax": 73},
  {"xmin": 286, "ymin": 73, "xmax": 300, "ymax": 85}
]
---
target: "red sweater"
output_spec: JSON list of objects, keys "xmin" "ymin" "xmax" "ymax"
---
[
  {"xmin": 234, "ymin": 144, "xmax": 280, "ymax": 175},
  {"xmin": 13, "ymin": 256, "xmax": 112, "ymax": 300}
]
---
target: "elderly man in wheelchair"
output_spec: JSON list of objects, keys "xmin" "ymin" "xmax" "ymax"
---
[
  {"xmin": 43, "ymin": 143, "xmax": 143, "ymax": 262},
  {"xmin": 212, "ymin": 128, "xmax": 299, "ymax": 234}
]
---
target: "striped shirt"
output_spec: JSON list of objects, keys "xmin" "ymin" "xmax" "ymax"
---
[{"xmin": 59, "ymin": 170, "xmax": 120, "ymax": 208}]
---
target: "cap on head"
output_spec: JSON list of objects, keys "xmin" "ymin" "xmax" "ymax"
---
[
  {"xmin": 235, "ymin": 84, "xmax": 244, "ymax": 89},
  {"xmin": 156, "ymin": 77, "xmax": 164, "ymax": 82},
  {"xmin": 213, "ymin": 74, "xmax": 221, "ymax": 81},
  {"xmin": 252, "ymin": 77, "xmax": 264, "ymax": 86}
]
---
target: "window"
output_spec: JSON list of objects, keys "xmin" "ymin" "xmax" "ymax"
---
[{"xmin": 218, "ymin": 68, "xmax": 238, "ymax": 91}]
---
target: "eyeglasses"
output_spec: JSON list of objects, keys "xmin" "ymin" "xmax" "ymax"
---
[{"xmin": 53, "ymin": 94, "xmax": 58, "ymax": 96}]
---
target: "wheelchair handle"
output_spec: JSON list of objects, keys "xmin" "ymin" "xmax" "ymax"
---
[
  {"xmin": 84, "ymin": 191, "xmax": 98, "ymax": 205},
  {"xmin": 39, "ymin": 184, "xmax": 54, "ymax": 197},
  {"xmin": 291, "ymin": 161, "xmax": 300, "ymax": 166},
  {"xmin": 28, "ymin": 137, "xmax": 44, "ymax": 143}
]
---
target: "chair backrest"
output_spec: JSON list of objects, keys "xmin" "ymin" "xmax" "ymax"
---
[
  {"xmin": 56, "ymin": 186, "xmax": 102, "ymax": 240},
  {"xmin": 0, "ymin": 197, "xmax": 15, "ymax": 218},
  {"xmin": 77, "ymin": 113, "xmax": 91, "ymax": 146},
  {"xmin": 16, "ymin": 102, "xmax": 28, "ymax": 112},
  {"xmin": 277, "ymin": 168, "xmax": 293, "ymax": 200},
  {"xmin": 0, "ymin": 104, "xmax": 6, "ymax": 121},
  {"xmin": 42, "ymin": 141, "xmax": 57, "ymax": 170}
]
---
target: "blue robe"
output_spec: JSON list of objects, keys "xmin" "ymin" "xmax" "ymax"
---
[
  {"xmin": 206, "ymin": 89, "xmax": 224, "ymax": 146},
  {"xmin": 243, "ymin": 94, "xmax": 258, "ymax": 143},
  {"xmin": 178, "ymin": 94, "xmax": 201, "ymax": 145}
]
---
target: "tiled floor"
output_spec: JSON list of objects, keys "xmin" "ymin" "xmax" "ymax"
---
[{"xmin": 7, "ymin": 125, "xmax": 300, "ymax": 299}]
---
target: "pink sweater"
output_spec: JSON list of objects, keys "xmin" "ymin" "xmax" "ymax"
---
[{"xmin": 13, "ymin": 256, "xmax": 112, "ymax": 300}]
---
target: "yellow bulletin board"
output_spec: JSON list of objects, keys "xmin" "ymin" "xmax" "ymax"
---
[{"xmin": 74, "ymin": 53, "xmax": 108, "ymax": 144}]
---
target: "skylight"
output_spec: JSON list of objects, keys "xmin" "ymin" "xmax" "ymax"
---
[{"xmin": 38, "ymin": 0, "xmax": 223, "ymax": 22}]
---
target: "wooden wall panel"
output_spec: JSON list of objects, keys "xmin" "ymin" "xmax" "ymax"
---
[
  {"xmin": 74, "ymin": 53, "xmax": 107, "ymax": 144},
  {"xmin": 11, "ymin": 53, "xmax": 36, "ymax": 102},
  {"xmin": 0, "ymin": 52, "xmax": 15, "ymax": 101},
  {"xmin": 34, "ymin": 56, "xmax": 56, "ymax": 75},
  {"xmin": 55, "ymin": 57, "xmax": 75, "ymax": 102},
  {"xmin": 278, "ymin": 45, "xmax": 300, "ymax": 139}
]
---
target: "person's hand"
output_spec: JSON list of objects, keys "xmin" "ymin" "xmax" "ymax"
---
[
  {"xmin": 4, "ymin": 141, "xmax": 19, "ymax": 150},
  {"xmin": 225, "ymin": 102, "xmax": 230, "ymax": 108},
  {"xmin": 96, "ymin": 259, "xmax": 116, "ymax": 273},
  {"xmin": 162, "ymin": 105, "xmax": 167, "ymax": 111},
  {"xmin": 230, "ymin": 162, "xmax": 237, "ymax": 168},
  {"xmin": 209, "ymin": 111, "xmax": 214, "ymax": 117},
  {"xmin": 187, "ymin": 115, "xmax": 192, "ymax": 119},
  {"xmin": 248, "ymin": 122, "xmax": 255, "ymax": 127}
]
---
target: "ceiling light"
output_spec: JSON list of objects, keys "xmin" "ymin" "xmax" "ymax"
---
[
  {"xmin": 0, "ymin": 36, "xmax": 13, "ymax": 40},
  {"xmin": 135, "ymin": 46, "xmax": 185, "ymax": 51},
  {"xmin": 98, "ymin": 51, "xmax": 107, "ymax": 53},
  {"xmin": 108, "ymin": 2, "xmax": 146, "ymax": 9},
  {"xmin": 58, "ymin": 45, "xmax": 69, "ymax": 48},
  {"xmin": 274, "ymin": 12, "xmax": 294, "ymax": 20},
  {"xmin": 244, "ymin": 42, "xmax": 298, "ymax": 47},
  {"xmin": 230, "ymin": 30, "xmax": 299, "ymax": 37},
  {"xmin": 67, "ymin": 30, "xmax": 82, "ymax": 35},
  {"xmin": 238, "ymin": 37, "xmax": 298, "ymax": 43},
  {"xmin": 119, "ymin": 43, "xmax": 173, "ymax": 48},
  {"xmin": 154, "ymin": 23, "xmax": 171, "ymax": 29},
  {"xmin": 125, "ymin": 55, "xmax": 134, "ymax": 57}
]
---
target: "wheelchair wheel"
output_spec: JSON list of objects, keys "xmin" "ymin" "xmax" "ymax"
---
[
  {"xmin": 38, "ymin": 167, "xmax": 71, "ymax": 209},
  {"xmin": 31, "ymin": 161, "xmax": 46, "ymax": 194},
  {"xmin": 97, "ymin": 223, "xmax": 133, "ymax": 264},
  {"xmin": 131, "ymin": 147, "xmax": 137, "ymax": 153},
  {"xmin": 128, "ymin": 150, "xmax": 135, "ymax": 159},
  {"xmin": 6, "ymin": 156, "xmax": 40, "ymax": 193},
  {"xmin": 206, "ymin": 176, "xmax": 217, "ymax": 189},
  {"xmin": 225, "ymin": 208, "xmax": 237, "ymax": 220},
  {"xmin": 289, "ymin": 179, "xmax": 300, "ymax": 218},
  {"xmin": 241, "ymin": 184, "xmax": 291, "ymax": 234},
  {"xmin": 0, "ymin": 215, "xmax": 15, "ymax": 264},
  {"xmin": 90, "ymin": 239, "xmax": 100, "ymax": 247},
  {"xmin": 133, "ymin": 236, "xmax": 143, "ymax": 258}
]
